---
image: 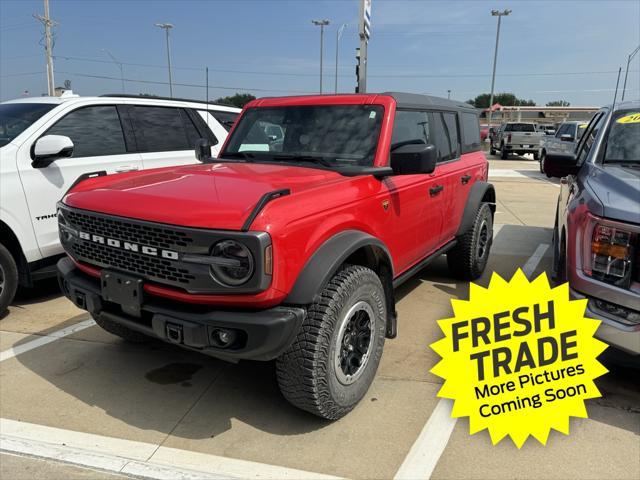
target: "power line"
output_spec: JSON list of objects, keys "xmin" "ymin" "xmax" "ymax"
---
[{"xmin": 50, "ymin": 55, "xmax": 639, "ymax": 79}]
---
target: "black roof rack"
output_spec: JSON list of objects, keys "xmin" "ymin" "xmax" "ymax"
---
[{"xmin": 99, "ymin": 93, "xmax": 238, "ymax": 109}]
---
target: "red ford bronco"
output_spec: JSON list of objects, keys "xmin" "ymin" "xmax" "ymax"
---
[{"xmin": 57, "ymin": 93, "xmax": 495, "ymax": 419}]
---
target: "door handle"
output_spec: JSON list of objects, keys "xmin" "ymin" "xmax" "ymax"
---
[
  {"xmin": 429, "ymin": 185, "xmax": 444, "ymax": 197},
  {"xmin": 461, "ymin": 174, "xmax": 472, "ymax": 184},
  {"xmin": 115, "ymin": 165, "xmax": 140, "ymax": 173}
]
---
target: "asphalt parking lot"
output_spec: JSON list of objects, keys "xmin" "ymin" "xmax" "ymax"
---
[{"xmin": 1, "ymin": 155, "xmax": 638, "ymax": 480}]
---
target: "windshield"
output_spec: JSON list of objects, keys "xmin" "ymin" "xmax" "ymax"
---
[
  {"xmin": 504, "ymin": 123, "xmax": 536, "ymax": 132},
  {"xmin": 223, "ymin": 105, "xmax": 384, "ymax": 168},
  {"xmin": 604, "ymin": 111, "xmax": 640, "ymax": 163},
  {"xmin": 0, "ymin": 103, "xmax": 56, "ymax": 147}
]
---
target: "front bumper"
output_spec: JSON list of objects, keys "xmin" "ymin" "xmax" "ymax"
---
[
  {"xmin": 570, "ymin": 287, "xmax": 640, "ymax": 355},
  {"xmin": 57, "ymin": 257, "xmax": 305, "ymax": 361}
]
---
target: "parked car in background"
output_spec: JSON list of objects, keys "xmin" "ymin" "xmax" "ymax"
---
[
  {"xmin": 56, "ymin": 92, "xmax": 495, "ymax": 418},
  {"xmin": 0, "ymin": 92, "xmax": 240, "ymax": 312},
  {"xmin": 545, "ymin": 101, "xmax": 640, "ymax": 357},
  {"xmin": 490, "ymin": 122, "xmax": 544, "ymax": 159},
  {"xmin": 539, "ymin": 121, "xmax": 588, "ymax": 173},
  {"xmin": 537, "ymin": 124, "xmax": 556, "ymax": 136}
]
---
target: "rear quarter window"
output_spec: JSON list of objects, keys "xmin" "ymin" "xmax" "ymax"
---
[{"xmin": 461, "ymin": 112, "xmax": 481, "ymax": 153}]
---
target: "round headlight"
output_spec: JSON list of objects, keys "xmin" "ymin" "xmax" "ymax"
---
[{"xmin": 210, "ymin": 240, "xmax": 254, "ymax": 286}]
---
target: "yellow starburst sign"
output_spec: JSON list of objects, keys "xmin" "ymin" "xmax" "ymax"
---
[{"xmin": 430, "ymin": 270, "xmax": 609, "ymax": 448}]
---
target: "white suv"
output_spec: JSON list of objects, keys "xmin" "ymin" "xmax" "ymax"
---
[{"xmin": 0, "ymin": 92, "xmax": 240, "ymax": 312}]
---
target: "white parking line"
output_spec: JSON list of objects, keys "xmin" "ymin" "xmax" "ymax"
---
[
  {"xmin": 0, "ymin": 418, "xmax": 340, "ymax": 480},
  {"xmin": 393, "ymin": 399, "xmax": 456, "ymax": 480},
  {"xmin": 0, "ymin": 319, "xmax": 96, "ymax": 362},
  {"xmin": 393, "ymin": 240, "xmax": 552, "ymax": 479},
  {"xmin": 522, "ymin": 244, "xmax": 550, "ymax": 277}
]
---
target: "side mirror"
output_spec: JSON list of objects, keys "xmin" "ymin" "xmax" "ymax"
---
[
  {"xmin": 390, "ymin": 143, "xmax": 437, "ymax": 175},
  {"xmin": 195, "ymin": 138, "xmax": 213, "ymax": 162},
  {"xmin": 543, "ymin": 152, "xmax": 580, "ymax": 178},
  {"xmin": 560, "ymin": 134, "xmax": 574, "ymax": 142},
  {"xmin": 32, "ymin": 135, "xmax": 74, "ymax": 168}
]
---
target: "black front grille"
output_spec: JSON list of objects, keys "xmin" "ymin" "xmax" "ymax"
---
[
  {"xmin": 58, "ymin": 204, "xmax": 272, "ymax": 295},
  {"xmin": 71, "ymin": 241, "xmax": 196, "ymax": 285},
  {"xmin": 65, "ymin": 209, "xmax": 194, "ymax": 250}
]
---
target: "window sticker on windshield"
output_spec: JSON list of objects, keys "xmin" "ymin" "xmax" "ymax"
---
[
  {"xmin": 616, "ymin": 113, "xmax": 640, "ymax": 124},
  {"xmin": 578, "ymin": 124, "xmax": 587, "ymax": 129},
  {"xmin": 369, "ymin": 111, "xmax": 377, "ymax": 119}
]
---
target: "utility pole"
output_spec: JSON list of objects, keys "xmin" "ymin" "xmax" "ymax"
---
[
  {"xmin": 487, "ymin": 9, "xmax": 511, "ymax": 128},
  {"xmin": 312, "ymin": 19, "xmax": 330, "ymax": 94},
  {"xmin": 102, "ymin": 49, "xmax": 125, "ymax": 93},
  {"xmin": 34, "ymin": 0, "xmax": 56, "ymax": 96},
  {"xmin": 334, "ymin": 23, "xmax": 347, "ymax": 93},
  {"xmin": 447, "ymin": 89, "xmax": 451, "ymax": 99},
  {"xmin": 357, "ymin": 0, "xmax": 372, "ymax": 93},
  {"xmin": 155, "ymin": 23, "xmax": 174, "ymax": 97},
  {"xmin": 621, "ymin": 44, "xmax": 639, "ymax": 102}
]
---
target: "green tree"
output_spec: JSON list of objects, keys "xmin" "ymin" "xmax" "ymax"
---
[
  {"xmin": 215, "ymin": 93, "xmax": 256, "ymax": 108},
  {"xmin": 467, "ymin": 93, "xmax": 536, "ymax": 108},
  {"xmin": 546, "ymin": 100, "xmax": 570, "ymax": 107}
]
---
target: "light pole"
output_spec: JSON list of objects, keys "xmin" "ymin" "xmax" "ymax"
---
[
  {"xmin": 335, "ymin": 23, "xmax": 347, "ymax": 93},
  {"xmin": 447, "ymin": 89, "xmax": 451, "ymax": 99},
  {"xmin": 155, "ymin": 22, "xmax": 174, "ymax": 97},
  {"xmin": 102, "ymin": 49, "xmax": 125, "ymax": 93},
  {"xmin": 621, "ymin": 44, "xmax": 640, "ymax": 102},
  {"xmin": 312, "ymin": 19, "xmax": 330, "ymax": 94},
  {"xmin": 487, "ymin": 9, "xmax": 511, "ymax": 128}
]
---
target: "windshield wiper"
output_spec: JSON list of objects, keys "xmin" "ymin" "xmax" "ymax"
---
[{"xmin": 270, "ymin": 154, "xmax": 333, "ymax": 168}]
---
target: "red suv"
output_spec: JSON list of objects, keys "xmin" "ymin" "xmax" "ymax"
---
[{"xmin": 57, "ymin": 93, "xmax": 495, "ymax": 419}]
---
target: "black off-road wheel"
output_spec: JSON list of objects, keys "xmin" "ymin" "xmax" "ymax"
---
[
  {"xmin": 92, "ymin": 313, "xmax": 149, "ymax": 343},
  {"xmin": 276, "ymin": 265, "xmax": 386, "ymax": 420},
  {"xmin": 539, "ymin": 150, "xmax": 546, "ymax": 173},
  {"xmin": 447, "ymin": 203, "xmax": 493, "ymax": 280},
  {"xmin": 0, "ymin": 243, "xmax": 18, "ymax": 315}
]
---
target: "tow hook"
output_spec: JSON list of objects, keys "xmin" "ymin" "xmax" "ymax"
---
[{"xmin": 166, "ymin": 323, "xmax": 183, "ymax": 344}]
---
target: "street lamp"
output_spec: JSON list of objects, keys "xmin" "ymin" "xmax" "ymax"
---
[
  {"xmin": 312, "ymin": 19, "xmax": 330, "ymax": 94},
  {"xmin": 487, "ymin": 9, "xmax": 511, "ymax": 128},
  {"xmin": 335, "ymin": 23, "xmax": 347, "ymax": 93},
  {"xmin": 447, "ymin": 89, "xmax": 451, "ymax": 99},
  {"xmin": 155, "ymin": 22, "xmax": 174, "ymax": 97},
  {"xmin": 102, "ymin": 49, "xmax": 125, "ymax": 93},
  {"xmin": 621, "ymin": 44, "xmax": 639, "ymax": 102}
]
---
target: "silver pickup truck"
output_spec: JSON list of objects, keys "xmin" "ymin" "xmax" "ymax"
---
[
  {"xmin": 490, "ymin": 122, "xmax": 544, "ymax": 159},
  {"xmin": 539, "ymin": 121, "xmax": 588, "ymax": 173}
]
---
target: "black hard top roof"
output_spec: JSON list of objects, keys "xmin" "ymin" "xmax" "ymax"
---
[{"xmin": 383, "ymin": 91, "xmax": 478, "ymax": 113}]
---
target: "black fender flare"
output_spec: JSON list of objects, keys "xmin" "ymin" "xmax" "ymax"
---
[
  {"xmin": 455, "ymin": 181, "xmax": 496, "ymax": 237},
  {"xmin": 285, "ymin": 230, "xmax": 393, "ymax": 306}
]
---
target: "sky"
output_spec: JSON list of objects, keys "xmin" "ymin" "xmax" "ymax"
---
[{"xmin": 1, "ymin": 0, "xmax": 639, "ymax": 106}]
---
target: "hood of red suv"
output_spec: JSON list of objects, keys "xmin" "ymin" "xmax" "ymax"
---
[{"xmin": 64, "ymin": 162, "xmax": 346, "ymax": 230}]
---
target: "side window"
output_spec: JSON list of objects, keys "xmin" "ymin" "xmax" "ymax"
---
[
  {"xmin": 577, "ymin": 113, "xmax": 606, "ymax": 164},
  {"xmin": 461, "ymin": 112, "xmax": 480, "ymax": 153},
  {"xmin": 391, "ymin": 110, "xmax": 430, "ymax": 147},
  {"xmin": 132, "ymin": 106, "xmax": 197, "ymax": 152},
  {"xmin": 46, "ymin": 106, "xmax": 126, "ymax": 158},
  {"xmin": 443, "ymin": 112, "xmax": 460, "ymax": 158},
  {"xmin": 430, "ymin": 112, "xmax": 455, "ymax": 162},
  {"xmin": 210, "ymin": 110, "xmax": 239, "ymax": 131}
]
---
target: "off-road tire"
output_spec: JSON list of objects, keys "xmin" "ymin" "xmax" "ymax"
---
[
  {"xmin": 447, "ymin": 203, "xmax": 493, "ymax": 280},
  {"xmin": 276, "ymin": 265, "xmax": 386, "ymax": 420},
  {"xmin": 539, "ymin": 150, "xmax": 546, "ymax": 173},
  {"xmin": 500, "ymin": 145, "xmax": 508, "ymax": 160},
  {"xmin": 92, "ymin": 313, "xmax": 149, "ymax": 343},
  {"xmin": 0, "ymin": 243, "xmax": 18, "ymax": 315}
]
